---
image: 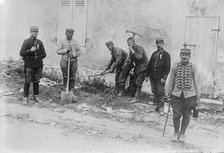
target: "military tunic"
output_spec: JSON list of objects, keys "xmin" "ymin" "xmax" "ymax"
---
[
  {"xmin": 120, "ymin": 44, "xmax": 148, "ymax": 97},
  {"xmin": 106, "ymin": 47, "xmax": 127, "ymax": 88},
  {"xmin": 20, "ymin": 37, "xmax": 46, "ymax": 97},
  {"xmin": 146, "ymin": 49, "xmax": 171, "ymax": 107}
]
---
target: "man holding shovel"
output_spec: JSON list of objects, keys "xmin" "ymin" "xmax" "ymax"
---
[
  {"xmin": 20, "ymin": 26, "xmax": 46, "ymax": 104},
  {"xmin": 57, "ymin": 28, "xmax": 81, "ymax": 103},
  {"xmin": 102, "ymin": 41, "xmax": 128, "ymax": 93},
  {"xmin": 166, "ymin": 48, "xmax": 200, "ymax": 142}
]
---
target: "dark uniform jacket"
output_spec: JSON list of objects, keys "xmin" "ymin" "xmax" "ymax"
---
[
  {"xmin": 126, "ymin": 44, "xmax": 148, "ymax": 74},
  {"xmin": 20, "ymin": 37, "xmax": 46, "ymax": 68},
  {"xmin": 147, "ymin": 49, "xmax": 171, "ymax": 80},
  {"xmin": 106, "ymin": 47, "xmax": 128, "ymax": 71}
]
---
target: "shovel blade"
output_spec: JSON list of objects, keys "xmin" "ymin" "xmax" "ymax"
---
[{"xmin": 61, "ymin": 91, "xmax": 77, "ymax": 104}]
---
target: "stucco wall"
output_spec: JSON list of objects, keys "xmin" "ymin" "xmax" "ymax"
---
[
  {"xmin": 3, "ymin": 0, "xmax": 59, "ymax": 66},
  {"xmin": 83, "ymin": 0, "xmax": 173, "ymax": 67},
  {"xmin": 2, "ymin": 0, "xmax": 224, "ymax": 77}
]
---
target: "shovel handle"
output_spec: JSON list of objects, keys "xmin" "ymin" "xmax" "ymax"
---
[{"xmin": 88, "ymin": 71, "xmax": 110, "ymax": 78}]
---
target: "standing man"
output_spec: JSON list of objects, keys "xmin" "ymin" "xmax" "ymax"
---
[
  {"xmin": 119, "ymin": 36, "xmax": 148, "ymax": 103},
  {"xmin": 20, "ymin": 26, "xmax": 46, "ymax": 104},
  {"xmin": 166, "ymin": 48, "xmax": 200, "ymax": 142},
  {"xmin": 146, "ymin": 37, "xmax": 171, "ymax": 114},
  {"xmin": 57, "ymin": 28, "xmax": 81, "ymax": 92},
  {"xmin": 103, "ymin": 41, "xmax": 128, "ymax": 92}
]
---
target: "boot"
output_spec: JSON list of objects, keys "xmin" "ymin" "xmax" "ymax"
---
[
  {"xmin": 34, "ymin": 95, "xmax": 42, "ymax": 103},
  {"xmin": 22, "ymin": 97, "xmax": 29, "ymax": 105},
  {"xmin": 130, "ymin": 90, "xmax": 140, "ymax": 103},
  {"xmin": 118, "ymin": 86, "xmax": 125, "ymax": 97},
  {"xmin": 178, "ymin": 134, "xmax": 185, "ymax": 142},
  {"xmin": 69, "ymin": 80, "xmax": 75, "ymax": 91}
]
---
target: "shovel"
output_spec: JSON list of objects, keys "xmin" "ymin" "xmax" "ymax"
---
[
  {"xmin": 61, "ymin": 57, "xmax": 76, "ymax": 104},
  {"xmin": 88, "ymin": 71, "xmax": 110, "ymax": 81}
]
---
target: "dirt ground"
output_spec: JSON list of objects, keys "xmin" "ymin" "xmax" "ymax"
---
[{"xmin": 0, "ymin": 61, "xmax": 224, "ymax": 153}]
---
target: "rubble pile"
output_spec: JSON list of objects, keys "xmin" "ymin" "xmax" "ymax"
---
[{"xmin": 1, "ymin": 59, "xmax": 24, "ymax": 78}]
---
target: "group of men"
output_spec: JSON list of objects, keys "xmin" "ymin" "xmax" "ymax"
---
[
  {"xmin": 103, "ymin": 34, "xmax": 200, "ymax": 142},
  {"xmin": 20, "ymin": 26, "xmax": 200, "ymax": 142},
  {"xmin": 104, "ymin": 36, "xmax": 171, "ymax": 114}
]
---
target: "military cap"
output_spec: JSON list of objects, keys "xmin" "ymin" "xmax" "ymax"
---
[
  {"xmin": 30, "ymin": 26, "xmax": 39, "ymax": 32},
  {"xmin": 105, "ymin": 41, "xmax": 114, "ymax": 46},
  {"xmin": 156, "ymin": 37, "xmax": 164, "ymax": 44},
  {"xmin": 180, "ymin": 48, "xmax": 191, "ymax": 54},
  {"xmin": 66, "ymin": 28, "xmax": 75, "ymax": 33}
]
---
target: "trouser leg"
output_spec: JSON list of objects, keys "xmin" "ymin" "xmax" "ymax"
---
[
  {"xmin": 69, "ymin": 60, "xmax": 78, "ymax": 91},
  {"xmin": 33, "ymin": 68, "xmax": 42, "ymax": 96},
  {"xmin": 69, "ymin": 80, "xmax": 75, "ymax": 91},
  {"xmin": 156, "ymin": 80, "xmax": 165, "ymax": 109},
  {"xmin": 63, "ymin": 77, "xmax": 67, "ymax": 89},
  {"xmin": 115, "ymin": 66, "xmax": 122, "ymax": 93},
  {"xmin": 173, "ymin": 110, "xmax": 181, "ymax": 134},
  {"xmin": 24, "ymin": 83, "xmax": 30, "ymax": 97},
  {"xmin": 33, "ymin": 82, "xmax": 39, "ymax": 95},
  {"xmin": 60, "ymin": 59, "xmax": 68, "ymax": 89},
  {"xmin": 119, "ymin": 62, "xmax": 133, "ymax": 93},
  {"xmin": 134, "ymin": 71, "xmax": 146, "ymax": 98},
  {"xmin": 180, "ymin": 114, "xmax": 190, "ymax": 135},
  {"xmin": 24, "ymin": 68, "xmax": 33, "ymax": 97}
]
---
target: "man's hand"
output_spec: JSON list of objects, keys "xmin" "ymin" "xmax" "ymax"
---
[
  {"xmin": 160, "ymin": 78, "xmax": 166, "ymax": 84},
  {"xmin": 68, "ymin": 51, "xmax": 75, "ymax": 58},
  {"xmin": 67, "ymin": 46, "xmax": 72, "ymax": 52},
  {"xmin": 196, "ymin": 97, "xmax": 200, "ymax": 106},
  {"xmin": 108, "ymin": 68, "xmax": 114, "ymax": 73},
  {"xmin": 145, "ymin": 77, "xmax": 149, "ymax": 82},
  {"xmin": 31, "ymin": 46, "xmax": 37, "ymax": 52}
]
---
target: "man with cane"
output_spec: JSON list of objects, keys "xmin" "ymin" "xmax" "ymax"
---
[{"xmin": 166, "ymin": 47, "xmax": 200, "ymax": 142}]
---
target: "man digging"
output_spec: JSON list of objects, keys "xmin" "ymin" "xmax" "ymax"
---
[{"xmin": 102, "ymin": 41, "xmax": 128, "ymax": 94}]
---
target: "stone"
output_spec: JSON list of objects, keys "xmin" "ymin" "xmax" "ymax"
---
[
  {"xmin": 49, "ymin": 122, "xmax": 56, "ymax": 126},
  {"xmin": 19, "ymin": 88, "xmax": 23, "ymax": 93},
  {"xmin": 198, "ymin": 98, "xmax": 224, "ymax": 112}
]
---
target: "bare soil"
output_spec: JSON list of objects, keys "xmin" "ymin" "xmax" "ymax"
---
[{"xmin": 0, "ymin": 61, "xmax": 224, "ymax": 153}]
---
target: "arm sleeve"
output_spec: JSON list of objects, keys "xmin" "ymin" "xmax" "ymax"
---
[
  {"xmin": 39, "ymin": 41, "xmax": 46, "ymax": 59},
  {"xmin": 162, "ymin": 52, "xmax": 171, "ymax": 80},
  {"xmin": 106, "ymin": 56, "xmax": 113, "ymax": 70},
  {"xmin": 110, "ymin": 51, "xmax": 122, "ymax": 70},
  {"xmin": 57, "ymin": 41, "xmax": 67, "ymax": 55},
  {"xmin": 73, "ymin": 43, "xmax": 81, "ymax": 57},
  {"xmin": 166, "ymin": 65, "xmax": 176, "ymax": 95},
  {"xmin": 193, "ymin": 65, "xmax": 201, "ymax": 98},
  {"xmin": 133, "ymin": 47, "xmax": 144, "ymax": 60},
  {"xmin": 20, "ymin": 40, "xmax": 31, "ymax": 56},
  {"xmin": 146, "ymin": 53, "xmax": 153, "ymax": 76}
]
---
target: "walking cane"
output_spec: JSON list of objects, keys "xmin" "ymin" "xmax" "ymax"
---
[{"xmin": 162, "ymin": 100, "xmax": 171, "ymax": 137}]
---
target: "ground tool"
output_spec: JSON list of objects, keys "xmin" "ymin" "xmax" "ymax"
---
[
  {"xmin": 61, "ymin": 56, "xmax": 76, "ymax": 104},
  {"xmin": 125, "ymin": 30, "xmax": 143, "ymax": 38},
  {"xmin": 162, "ymin": 96, "xmax": 171, "ymax": 137},
  {"xmin": 88, "ymin": 71, "xmax": 110, "ymax": 81}
]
